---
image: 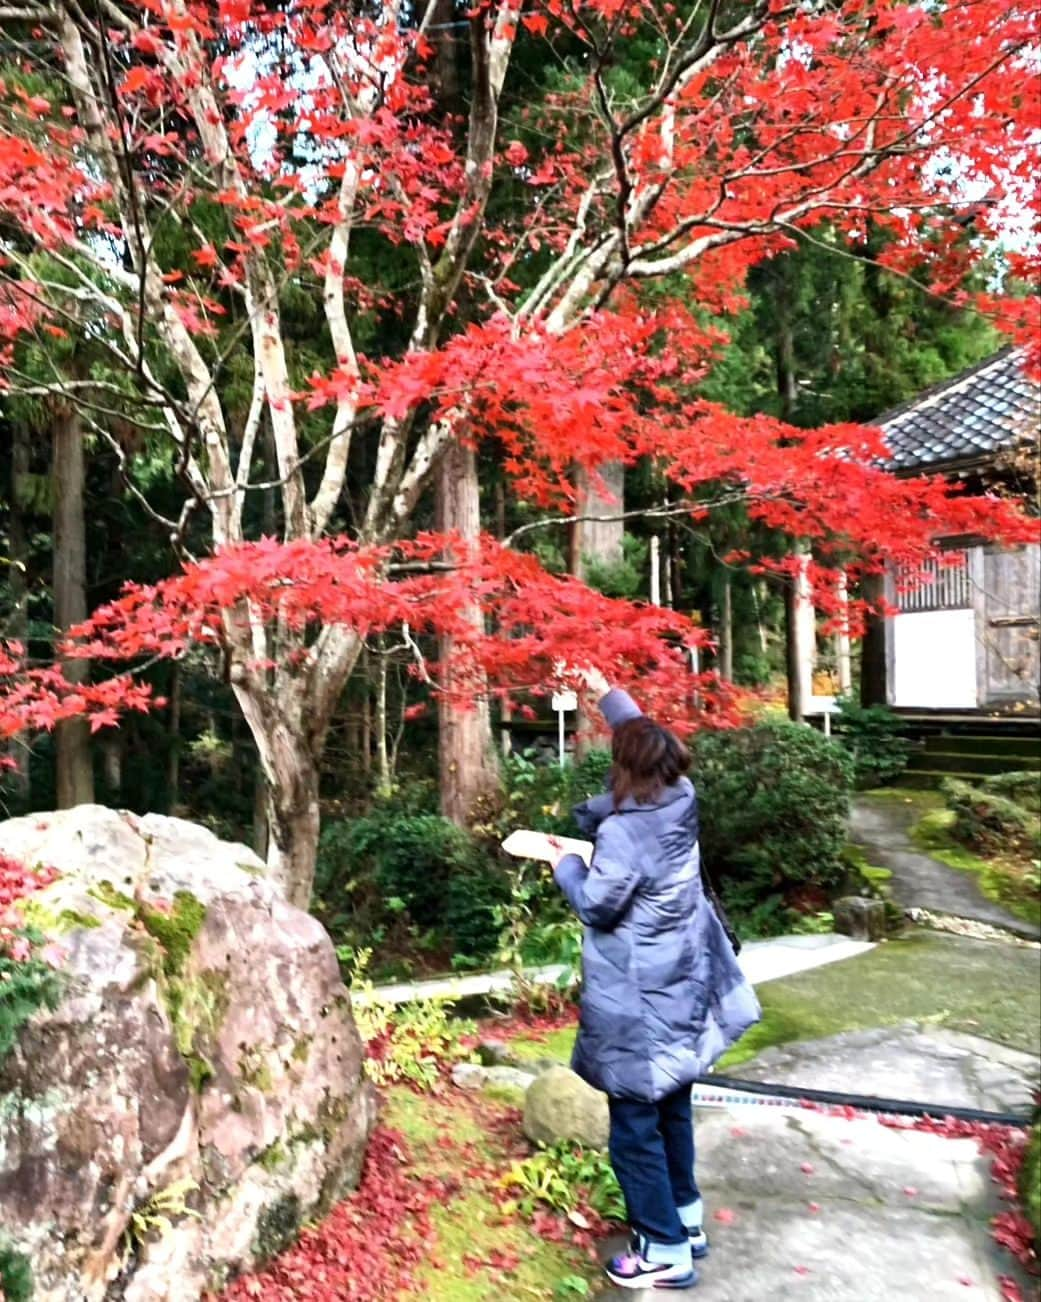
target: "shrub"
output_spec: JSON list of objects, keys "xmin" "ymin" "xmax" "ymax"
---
[
  {"xmin": 315, "ymin": 808, "xmax": 510, "ymax": 967},
  {"xmin": 940, "ymin": 777, "xmax": 1041, "ymax": 859},
  {"xmin": 690, "ymin": 721, "xmax": 854, "ymax": 931},
  {"xmin": 495, "ymin": 747, "xmax": 612, "ymax": 840},
  {"xmin": 832, "ymin": 696, "xmax": 911, "ymax": 787},
  {"xmin": 981, "ymin": 770, "xmax": 1041, "ymax": 815}
]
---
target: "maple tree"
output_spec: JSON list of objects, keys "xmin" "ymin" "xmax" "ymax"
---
[{"xmin": 0, "ymin": 0, "xmax": 1038, "ymax": 903}]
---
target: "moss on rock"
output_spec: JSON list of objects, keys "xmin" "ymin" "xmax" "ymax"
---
[
  {"xmin": 138, "ymin": 891, "xmax": 207, "ymax": 979},
  {"xmin": 89, "ymin": 880, "xmax": 135, "ymax": 912},
  {"xmin": 254, "ymin": 1193, "xmax": 301, "ymax": 1263}
]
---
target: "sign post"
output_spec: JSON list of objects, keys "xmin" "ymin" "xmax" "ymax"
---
[{"xmin": 551, "ymin": 689, "xmax": 578, "ymax": 767}]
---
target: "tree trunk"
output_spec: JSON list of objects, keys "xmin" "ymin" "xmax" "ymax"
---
[
  {"xmin": 231, "ymin": 631, "xmax": 364, "ymax": 909},
  {"xmin": 166, "ymin": 662, "xmax": 182, "ymax": 812},
  {"xmin": 436, "ymin": 440, "xmax": 499, "ymax": 825},
  {"xmin": 718, "ymin": 569, "xmax": 734, "ymax": 681},
  {"xmin": 785, "ymin": 547, "xmax": 815, "ymax": 722},
  {"xmin": 572, "ymin": 462, "xmax": 625, "ymax": 581},
  {"xmin": 775, "ymin": 261, "xmax": 799, "ymax": 422},
  {"xmin": 52, "ymin": 406, "xmax": 94, "ymax": 808},
  {"xmin": 4, "ymin": 424, "xmax": 32, "ymax": 802}
]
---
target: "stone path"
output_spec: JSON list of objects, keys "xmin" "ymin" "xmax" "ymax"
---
[
  {"xmin": 728, "ymin": 1023, "xmax": 1039, "ymax": 1117},
  {"xmin": 361, "ymin": 933, "xmax": 875, "ymax": 1007},
  {"xmin": 600, "ymin": 1105, "xmax": 1028, "ymax": 1301},
  {"xmin": 598, "ymin": 1023, "xmax": 1041, "ymax": 1301},
  {"xmin": 850, "ymin": 795, "xmax": 1039, "ymax": 940}
]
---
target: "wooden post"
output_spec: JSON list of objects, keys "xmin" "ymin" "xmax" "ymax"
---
[
  {"xmin": 786, "ymin": 547, "xmax": 815, "ymax": 722},
  {"xmin": 835, "ymin": 569, "xmax": 853, "ymax": 696}
]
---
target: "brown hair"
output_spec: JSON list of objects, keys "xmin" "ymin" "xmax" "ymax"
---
[{"xmin": 611, "ymin": 716, "xmax": 690, "ymax": 808}]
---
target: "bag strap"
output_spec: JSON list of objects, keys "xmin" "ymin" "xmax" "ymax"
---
[{"xmin": 701, "ymin": 863, "xmax": 742, "ymax": 957}]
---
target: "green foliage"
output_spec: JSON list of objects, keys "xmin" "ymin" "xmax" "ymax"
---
[
  {"xmin": 316, "ymin": 807, "xmax": 509, "ymax": 969},
  {"xmin": 940, "ymin": 777, "xmax": 1041, "ymax": 859},
  {"xmin": 0, "ymin": 934, "xmax": 62, "ymax": 1061},
  {"xmin": 502, "ymin": 1141, "xmax": 625, "ymax": 1223},
  {"xmin": 981, "ymin": 771, "xmax": 1041, "ymax": 814},
  {"xmin": 496, "ymin": 747, "xmax": 612, "ymax": 838},
  {"xmin": 832, "ymin": 697, "xmax": 910, "ymax": 787},
  {"xmin": 0, "ymin": 1243, "xmax": 32, "ymax": 1302},
  {"xmin": 349, "ymin": 949, "xmax": 476, "ymax": 1091},
  {"xmin": 691, "ymin": 722, "xmax": 854, "ymax": 932},
  {"xmin": 581, "ymin": 535, "xmax": 649, "ymax": 600}
]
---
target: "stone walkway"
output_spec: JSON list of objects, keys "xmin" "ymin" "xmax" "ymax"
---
[
  {"xmin": 728, "ymin": 1023, "xmax": 1038, "ymax": 1117},
  {"xmin": 850, "ymin": 795, "xmax": 1039, "ymax": 940},
  {"xmin": 599, "ymin": 1024, "xmax": 1040, "ymax": 1301}
]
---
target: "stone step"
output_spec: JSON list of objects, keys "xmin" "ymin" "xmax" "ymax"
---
[{"xmin": 905, "ymin": 749, "xmax": 1041, "ymax": 776}]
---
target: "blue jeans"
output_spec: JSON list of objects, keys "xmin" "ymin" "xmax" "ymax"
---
[{"xmin": 608, "ymin": 1086, "xmax": 701, "ymax": 1247}]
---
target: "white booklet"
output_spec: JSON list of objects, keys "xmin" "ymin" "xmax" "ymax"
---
[{"xmin": 501, "ymin": 829, "xmax": 593, "ymax": 866}]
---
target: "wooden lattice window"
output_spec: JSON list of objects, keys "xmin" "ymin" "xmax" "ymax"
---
[{"xmin": 895, "ymin": 550, "xmax": 972, "ymax": 612}]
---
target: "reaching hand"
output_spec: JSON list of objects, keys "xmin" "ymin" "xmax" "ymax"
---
[{"xmin": 577, "ymin": 666, "xmax": 611, "ymax": 697}]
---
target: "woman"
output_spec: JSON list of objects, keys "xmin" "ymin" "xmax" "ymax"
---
[{"xmin": 551, "ymin": 681, "xmax": 760, "ymax": 1291}]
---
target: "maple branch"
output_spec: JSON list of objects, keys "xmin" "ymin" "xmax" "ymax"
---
[{"xmin": 503, "ymin": 494, "xmax": 764, "ymax": 546}]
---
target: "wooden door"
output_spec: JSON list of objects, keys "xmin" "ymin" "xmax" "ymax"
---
[{"xmin": 977, "ymin": 544, "xmax": 1041, "ymax": 707}]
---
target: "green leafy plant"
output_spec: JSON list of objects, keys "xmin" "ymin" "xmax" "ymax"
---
[
  {"xmin": 0, "ymin": 934, "xmax": 63, "ymax": 1061},
  {"xmin": 832, "ymin": 696, "xmax": 911, "ymax": 787},
  {"xmin": 0, "ymin": 1242, "xmax": 33, "ymax": 1302},
  {"xmin": 348, "ymin": 949, "xmax": 475, "ymax": 1090},
  {"xmin": 123, "ymin": 1178, "xmax": 200, "ymax": 1263},
  {"xmin": 502, "ymin": 1141, "xmax": 625, "ymax": 1223}
]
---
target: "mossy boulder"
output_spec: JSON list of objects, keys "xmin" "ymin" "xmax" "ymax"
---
[
  {"xmin": 0, "ymin": 805, "xmax": 375, "ymax": 1302},
  {"xmin": 523, "ymin": 1065, "xmax": 610, "ymax": 1150}
]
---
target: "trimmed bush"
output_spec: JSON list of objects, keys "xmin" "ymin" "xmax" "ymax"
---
[
  {"xmin": 980, "ymin": 770, "xmax": 1041, "ymax": 815},
  {"xmin": 690, "ymin": 721, "xmax": 854, "ymax": 930},
  {"xmin": 832, "ymin": 696, "xmax": 911, "ymax": 787},
  {"xmin": 940, "ymin": 777, "xmax": 1041, "ymax": 859},
  {"xmin": 315, "ymin": 809, "xmax": 509, "ymax": 965}
]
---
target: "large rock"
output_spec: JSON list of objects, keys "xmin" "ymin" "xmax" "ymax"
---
[
  {"xmin": 0, "ymin": 805, "xmax": 376, "ymax": 1302},
  {"xmin": 523, "ymin": 1065, "xmax": 610, "ymax": 1150},
  {"xmin": 833, "ymin": 894, "xmax": 887, "ymax": 941}
]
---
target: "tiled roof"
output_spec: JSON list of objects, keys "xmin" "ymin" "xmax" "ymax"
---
[{"xmin": 877, "ymin": 347, "xmax": 1040, "ymax": 473}]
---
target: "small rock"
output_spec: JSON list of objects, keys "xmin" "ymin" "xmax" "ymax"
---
[
  {"xmin": 523, "ymin": 1065, "xmax": 610, "ymax": 1149},
  {"xmin": 833, "ymin": 895, "xmax": 887, "ymax": 941},
  {"xmin": 451, "ymin": 1062, "xmax": 535, "ymax": 1092},
  {"xmin": 485, "ymin": 1066, "xmax": 537, "ymax": 1091},
  {"xmin": 477, "ymin": 1039, "xmax": 510, "ymax": 1066},
  {"xmin": 451, "ymin": 1063, "xmax": 489, "ymax": 1090}
]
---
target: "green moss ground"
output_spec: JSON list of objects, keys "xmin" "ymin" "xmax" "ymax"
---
[
  {"xmin": 498, "ymin": 931, "xmax": 1041, "ymax": 1076},
  {"xmin": 382, "ymin": 1088, "xmax": 597, "ymax": 1300},
  {"xmin": 911, "ymin": 808, "xmax": 1041, "ymax": 930}
]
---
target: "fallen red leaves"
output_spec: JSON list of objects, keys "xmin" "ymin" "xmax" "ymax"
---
[
  {"xmin": 218, "ymin": 1129, "xmax": 441, "ymax": 1301},
  {"xmin": 0, "ymin": 851, "xmax": 59, "ymax": 955}
]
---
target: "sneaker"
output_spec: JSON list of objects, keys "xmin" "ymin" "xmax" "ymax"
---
[
  {"xmin": 605, "ymin": 1248, "xmax": 698, "ymax": 1291},
  {"xmin": 688, "ymin": 1226, "xmax": 709, "ymax": 1259}
]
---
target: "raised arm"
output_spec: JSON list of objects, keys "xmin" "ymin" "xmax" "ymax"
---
[{"xmin": 574, "ymin": 667, "xmax": 643, "ymax": 732}]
